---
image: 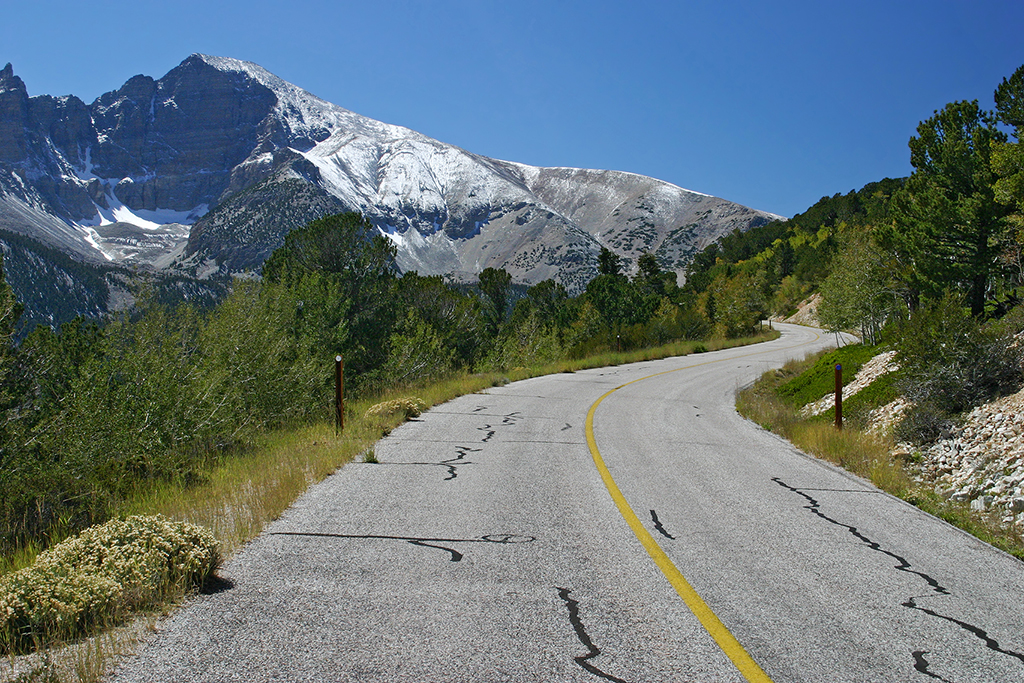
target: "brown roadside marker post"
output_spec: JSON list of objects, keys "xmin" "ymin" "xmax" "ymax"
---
[
  {"xmin": 335, "ymin": 354, "xmax": 344, "ymax": 434},
  {"xmin": 834, "ymin": 363, "xmax": 842, "ymax": 430}
]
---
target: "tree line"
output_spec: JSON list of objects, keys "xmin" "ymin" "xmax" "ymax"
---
[{"xmin": 0, "ymin": 212, "xmax": 738, "ymax": 554}]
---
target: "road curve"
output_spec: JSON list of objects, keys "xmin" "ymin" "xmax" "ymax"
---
[{"xmin": 110, "ymin": 323, "xmax": 1024, "ymax": 682}]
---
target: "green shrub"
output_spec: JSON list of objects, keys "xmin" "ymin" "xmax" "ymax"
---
[
  {"xmin": 894, "ymin": 295, "xmax": 1023, "ymax": 444},
  {"xmin": 815, "ymin": 370, "xmax": 902, "ymax": 428},
  {"xmin": 0, "ymin": 516, "xmax": 219, "ymax": 653}
]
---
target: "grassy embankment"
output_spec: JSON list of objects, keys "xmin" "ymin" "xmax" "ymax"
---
[{"xmin": 736, "ymin": 345, "xmax": 1024, "ymax": 561}]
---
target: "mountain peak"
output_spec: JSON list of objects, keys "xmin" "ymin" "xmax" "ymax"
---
[{"xmin": 0, "ymin": 63, "xmax": 26, "ymax": 95}]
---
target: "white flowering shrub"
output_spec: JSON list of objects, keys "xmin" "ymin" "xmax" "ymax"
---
[
  {"xmin": 0, "ymin": 515, "xmax": 219, "ymax": 653},
  {"xmin": 364, "ymin": 397, "xmax": 427, "ymax": 420}
]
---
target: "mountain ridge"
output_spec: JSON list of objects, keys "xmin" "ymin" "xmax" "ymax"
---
[{"xmin": 0, "ymin": 54, "xmax": 780, "ymax": 300}]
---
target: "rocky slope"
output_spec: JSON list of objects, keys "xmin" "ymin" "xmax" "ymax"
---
[
  {"xmin": 907, "ymin": 392, "xmax": 1024, "ymax": 533},
  {"xmin": 0, "ymin": 54, "xmax": 780, "ymax": 302},
  {"xmin": 807, "ymin": 349, "xmax": 1024, "ymax": 540}
]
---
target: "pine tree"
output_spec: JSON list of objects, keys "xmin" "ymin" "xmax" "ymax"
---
[{"xmin": 879, "ymin": 100, "xmax": 1010, "ymax": 316}]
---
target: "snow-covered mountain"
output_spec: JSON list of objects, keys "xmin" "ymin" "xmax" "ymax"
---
[{"xmin": 0, "ymin": 54, "xmax": 781, "ymax": 292}]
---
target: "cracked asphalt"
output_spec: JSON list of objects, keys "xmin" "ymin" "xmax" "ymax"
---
[{"xmin": 109, "ymin": 324, "xmax": 1024, "ymax": 682}]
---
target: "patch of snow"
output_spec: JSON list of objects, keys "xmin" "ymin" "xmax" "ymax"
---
[
  {"xmin": 503, "ymin": 161, "xmax": 714, "ymax": 199},
  {"xmin": 77, "ymin": 225, "xmax": 114, "ymax": 261},
  {"xmin": 74, "ymin": 146, "xmax": 101, "ymax": 181},
  {"xmin": 76, "ymin": 191, "xmax": 207, "ymax": 231}
]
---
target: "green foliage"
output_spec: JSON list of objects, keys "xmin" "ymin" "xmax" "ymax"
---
[
  {"xmin": 396, "ymin": 272, "xmax": 482, "ymax": 367},
  {"xmin": 263, "ymin": 212, "xmax": 399, "ymax": 386},
  {"xmin": 995, "ymin": 64, "xmax": 1024, "ymax": 130},
  {"xmin": 880, "ymin": 100, "xmax": 1011, "ymax": 316},
  {"xmin": 814, "ymin": 370, "xmax": 901, "ymax": 428},
  {"xmin": 777, "ymin": 343, "xmax": 882, "ymax": 408},
  {"xmin": 894, "ymin": 295, "xmax": 1023, "ymax": 443},
  {"xmin": 706, "ymin": 270, "xmax": 767, "ymax": 338},
  {"xmin": 0, "ymin": 281, "xmax": 326, "ymax": 551},
  {"xmin": 0, "ymin": 229, "xmax": 112, "ymax": 338},
  {"xmin": 993, "ymin": 65, "xmax": 1024, "ymax": 275},
  {"xmin": 477, "ymin": 266, "xmax": 513, "ymax": 337},
  {"xmin": 817, "ymin": 233, "xmax": 903, "ymax": 343},
  {"xmin": 378, "ymin": 310, "xmax": 456, "ymax": 388},
  {"xmin": 523, "ymin": 279, "xmax": 571, "ymax": 329},
  {"xmin": 597, "ymin": 246, "xmax": 622, "ymax": 276},
  {"xmin": 484, "ymin": 310, "xmax": 564, "ymax": 370},
  {"xmin": 0, "ymin": 253, "xmax": 24, "ymax": 409},
  {"xmin": 584, "ymin": 273, "xmax": 656, "ymax": 329},
  {"xmin": 682, "ymin": 179, "xmax": 904, "ymax": 317}
]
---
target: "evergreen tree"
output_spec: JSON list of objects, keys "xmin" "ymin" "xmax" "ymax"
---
[
  {"xmin": 993, "ymin": 65, "xmax": 1024, "ymax": 278},
  {"xmin": 597, "ymin": 247, "xmax": 622, "ymax": 277},
  {"xmin": 477, "ymin": 267, "xmax": 513, "ymax": 338},
  {"xmin": 262, "ymin": 213, "xmax": 398, "ymax": 383},
  {"xmin": 0, "ymin": 254, "xmax": 23, "ymax": 412},
  {"xmin": 879, "ymin": 100, "xmax": 1010, "ymax": 316}
]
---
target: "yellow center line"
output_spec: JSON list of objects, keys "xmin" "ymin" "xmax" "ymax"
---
[{"xmin": 584, "ymin": 329, "xmax": 821, "ymax": 683}]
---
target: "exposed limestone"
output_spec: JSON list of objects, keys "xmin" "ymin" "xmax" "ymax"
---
[
  {"xmin": 803, "ymin": 350, "xmax": 1024, "ymax": 541},
  {"xmin": 866, "ymin": 396, "xmax": 912, "ymax": 436},
  {"xmin": 782, "ymin": 293, "xmax": 821, "ymax": 327},
  {"xmin": 911, "ymin": 387, "xmax": 1024, "ymax": 533}
]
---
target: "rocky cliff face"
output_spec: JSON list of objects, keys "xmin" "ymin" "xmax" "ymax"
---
[{"xmin": 0, "ymin": 54, "xmax": 781, "ymax": 296}]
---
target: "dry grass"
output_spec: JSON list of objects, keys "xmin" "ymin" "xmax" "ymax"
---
[
  {"xmin": 738, "ymin": 354, "xmax": 1024, "ymax": 561},
  {"xmin": 738, "ymin": 354, "xmax": 912, "ymax": 496},
  {"xmin": 1, "ymin": 613, "xmax": 159, "ymax": 683}
]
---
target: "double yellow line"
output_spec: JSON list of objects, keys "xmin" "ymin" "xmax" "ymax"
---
[{"xmin": 583, "ymin": 334, "xmax": 820, "ymax": 682}]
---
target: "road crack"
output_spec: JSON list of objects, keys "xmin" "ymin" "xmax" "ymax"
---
[
  {"xmin": 773, "ymin": 477, "xmax": 1024, "ymax": 676},
  {"xmin": 650, "ymin": 509, "xmax": 675, "ymax": 540},
  {"xmin": 272, "ymin": 532, "xmax": 534, "ymax": 563},
  {"xmin": 478, "ymin": 411, "xmax": 522, "ymax": 442},
  {"xmin": 556, "ymin": 588, "xmax": 628, "ymax": 682}
]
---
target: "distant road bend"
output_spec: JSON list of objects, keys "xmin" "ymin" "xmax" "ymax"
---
[{"xmin": 111, "ymin": 323, "xmax": 1024, "ymax": 682}]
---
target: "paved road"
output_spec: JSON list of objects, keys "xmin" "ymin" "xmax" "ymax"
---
[{"xmin": 110, "ymin": 324, "xmax": 1024, "ymax": 682}]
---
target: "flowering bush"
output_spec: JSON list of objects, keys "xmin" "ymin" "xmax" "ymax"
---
[
  {"xmin": 0, "ymin": 515, "xmax": 219, "ymax": 653},
  {"xmin": 364, "ymin": 397, "xmax": 427, "ymax": 420}
]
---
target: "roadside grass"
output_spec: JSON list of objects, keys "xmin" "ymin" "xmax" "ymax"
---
[
  {"xmin": 737, "ymin": 351, "xmax": 1024, "ymax": 562},
  {"xmin": 1, "ymin": 329, "xmax": 778, "ymax": 682}
]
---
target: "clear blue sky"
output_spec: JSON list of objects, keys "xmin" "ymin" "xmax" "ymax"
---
[{"xmin": 3, "ymin": 0, "xmax": 1022, "ymax": 217}]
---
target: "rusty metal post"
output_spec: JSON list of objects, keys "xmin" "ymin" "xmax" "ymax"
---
[
  {"xmin": 335, "ymin": 354, "xmax": 344, "ymax": 434},
  {"xmin": 834, "ymin": 364, "xmax": 842, "ymax": 430}
]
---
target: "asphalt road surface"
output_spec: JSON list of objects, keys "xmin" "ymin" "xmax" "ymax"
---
[{"xmin": 110, "ymin": 323, "xmax": 1024, "ymax": 682}]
